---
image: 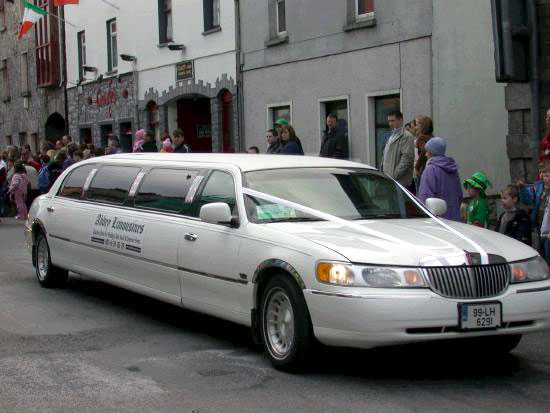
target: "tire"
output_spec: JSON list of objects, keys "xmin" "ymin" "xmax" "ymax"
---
[
  {"xmin": 260, "ymin": 275, "xmax": 313, "ymax": 371},
  {"xmin": 35, "ymin": 231, "xmax": 68, "ymax": 288}
]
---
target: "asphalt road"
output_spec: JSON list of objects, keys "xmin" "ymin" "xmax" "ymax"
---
[{"xmin": 1, "ymin": 218, "xmax": 550, "ymax": 412}]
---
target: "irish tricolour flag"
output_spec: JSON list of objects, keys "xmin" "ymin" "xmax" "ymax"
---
[{"xmin": 18, "ymin": 2, "xmax": 48, "ymax": 39}]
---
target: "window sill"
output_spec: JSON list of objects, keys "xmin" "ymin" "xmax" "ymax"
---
[
  {"xmin": 343, "ymin": 16, "xmax": 377, "ymax": 32},
  {"xmin": 265, "ymin": 35, "xmax": 289, "ymax": 48},
  {"xmin": 105, "ymin": 70, "xmax": 118, "ymax": 76},
  {"xmin": 21, "ymin": 91, "xmax": 31, "ymax": 97},
  {"xmin": 157, "ymin": 41, "xmax": 174, "ymax": 48},
  {"xmin": 202, "ymin": 26, "xmax": 221, "ymax": 36}
]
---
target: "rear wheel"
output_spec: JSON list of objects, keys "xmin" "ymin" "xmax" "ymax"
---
[
  {"xmin": 35, "ymin": 231, "xmax": 68, "ymax": 288},
  {"xmin": 260, "ymin": 275, "xmax": 313, "ymax": 371}
]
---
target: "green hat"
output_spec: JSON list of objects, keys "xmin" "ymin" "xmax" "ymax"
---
[
  {"xmin": 275, "ymin": 118, "xmax": 289, "ymax": 126},
  {"xmin": 464, "ymin": 172, "xmax": 491, "ymax": 191}
]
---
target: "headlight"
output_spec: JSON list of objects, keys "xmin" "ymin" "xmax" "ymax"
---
[
  {"xmin": 316, "ymin": 262, "xmax": 426, "ymax": 288},
  {"xmin": 510, "ymin": 256, "xmax": 550, "ymax": 283}
]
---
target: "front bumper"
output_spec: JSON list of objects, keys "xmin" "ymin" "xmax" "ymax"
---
[{"xmin": 304, "ymin": 282, "xmax": 550, "ymax": 349}]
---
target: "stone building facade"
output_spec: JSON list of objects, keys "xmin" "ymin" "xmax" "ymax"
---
[
  {"xmin": 0, "ymin": 0, "xmax": 65, "ymax": 153},
  {"xmin": 505, "ymin": 0, "xmax": 550, "ymax": 182},
  {"xmin": 67, "ymin": 72, "xmax": 137, "ymax": 152}
]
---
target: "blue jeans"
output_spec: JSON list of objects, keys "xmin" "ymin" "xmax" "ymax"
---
[{"xmin": 540, "ymin": 238, "xmax": 550, "ymax": 266}]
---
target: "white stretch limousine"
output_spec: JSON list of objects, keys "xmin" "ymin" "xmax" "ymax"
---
[{"xmin": 25, "ymin": 154, "xmax": 550, "ymax": 369}]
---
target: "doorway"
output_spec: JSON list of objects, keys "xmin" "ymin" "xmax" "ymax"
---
[
  {"xmin": 100, "ymin": 124, "xmax": 113, "ymax": 148},
  {"xmin": 45, "ymin": 112, "xmax": 65, "ymax": 143},
  {"xmin": 220, "ymin": 90, "xmax": 234, "ymax": 152},
  {"xmin": 177, "ymin": 95, "xmax": 212, "ymax": 153},
  {"xmin": 119, "ymin": 121, "xmax": 133, "ymax": 153}
]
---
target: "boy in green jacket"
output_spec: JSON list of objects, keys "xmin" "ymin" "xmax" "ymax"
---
[{"xmin": 464, "ymin": 172, "xmax": 491, "ymax": 227}]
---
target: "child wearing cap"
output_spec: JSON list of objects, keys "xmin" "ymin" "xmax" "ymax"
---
[{"xmin": 464, "ymin": 172, "xmax": 491, "ymax": 227}]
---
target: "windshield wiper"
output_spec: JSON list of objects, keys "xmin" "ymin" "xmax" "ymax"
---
[{"xmin": 356, "ymin": 213, "xmax": 402, "ymax": 219}]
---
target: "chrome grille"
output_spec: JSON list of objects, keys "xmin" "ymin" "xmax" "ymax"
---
[{"xmin": 424, "ymin": 264, "xmax": 510, "ymax": 299}]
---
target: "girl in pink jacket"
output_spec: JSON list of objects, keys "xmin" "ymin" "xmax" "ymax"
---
[{"xmin": 9, "ymin": 161, "xmax": 30, "ymax": 220}]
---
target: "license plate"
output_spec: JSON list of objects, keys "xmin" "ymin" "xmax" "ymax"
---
[{"xmin": 459, "ymin": 302, "xmax": 502, "ymax": 330}]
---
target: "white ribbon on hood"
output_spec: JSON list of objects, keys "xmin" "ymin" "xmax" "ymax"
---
[{"xmin": 242, "ymin": 185, "xmax": 489, "ymax": 266}]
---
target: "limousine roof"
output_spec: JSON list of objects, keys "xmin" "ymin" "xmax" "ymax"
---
[{"xmin": 103, "ymin": 153, "xmax": 376, "ymax": 173}]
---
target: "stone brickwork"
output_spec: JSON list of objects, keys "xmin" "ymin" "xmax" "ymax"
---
[
  {"xmin": 140, "ymin": 73, "xmax": 239, "ymax": 153},
  {"xmin": 506, "ymin": 0, "xmax": 550, "ymax": 182},
  {"xmin": 0, "ymin": 1, "xmax": 65, "ymax": 152},
  {"xmin": 67, "ymin": 73, "xmax": 137, "ymax": 147}
]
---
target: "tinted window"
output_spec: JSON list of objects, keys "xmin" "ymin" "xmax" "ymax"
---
[
  {"xmin": 58, "ymin": 164, "xmax": 96, "ymax": 199},
  {"xmin": 191, "ymin": 170, "xmax": 236, "ymax": 217},
  {"xmin": 135, "ymin": 169, "xmax": 198, "ymax": 214},
  {"xmin": 87, "ymin": 166, "xmax": 140, "ymax": 204}
]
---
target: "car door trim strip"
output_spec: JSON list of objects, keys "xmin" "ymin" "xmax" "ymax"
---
[{"xmin": 178, "ymin": 266, "xmax": 248, "ymax": 285}]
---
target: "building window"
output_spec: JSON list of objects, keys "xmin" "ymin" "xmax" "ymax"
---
[
  {"xmin": 0, "ymin": 0, "xmax": 6, "ymax": 32},
  {"xmin": 1, "ymin": 58, "xmax": 9, "ymax": 102},
  {"xmin": 356, "ymin": 0, "xmax": 374, "ymax": 18},
  {"xmin": 5, "ymin": 135, "xmax": 12, "ymax": 145},
  {"xmin": 267, "ymin": 102, "xmax": 291, "ymax": 130},
  {"xmin": 77, "ymin": 31, "xmax": 86, "ymax": 81},
  {"xmin": 31, "ymin": 133, "xmax": 39, "ymax": 154},
  {"xmin": 106, "ymin": 18, "xmax": 117, "ymax": 72},
  {"xmin": 79, "ymin": 127, "xmax": 92, "ymax": 144},
  {"xmin": 36, "ymin": 1, "xmax": 60, "ymax": 87},
  {"xmin": 276, "ymin": 0, "xmax": 286, "ymax": 35},
  {"xmin": 203, "ymin": 0, "xmax": 220, "ymax": 32},
  {"xmin": 18, "ymin": 132, "xmax": 27, "ymax": 147},
  {"xmin": 158, "ymin": 0, "xmax": 172, "ymax": 43},
  {"xmin": 319, "ymin": 97, "xmax": 350, "ymax": 148},
  {"xmin": 21, "ymin": 52, "xmax": 29, "ymax": 96},
  {"xmin": 374, "ymin": 94, "xmax": 400, "ymax": 168}
]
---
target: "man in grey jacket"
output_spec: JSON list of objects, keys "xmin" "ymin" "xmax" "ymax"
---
[{"xmin": 381, "ymin": 110, "xmax": 415, "ymax": 188}]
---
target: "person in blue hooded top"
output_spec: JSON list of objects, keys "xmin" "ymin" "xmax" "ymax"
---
[{"xmin": 417, "ymin": 137, "xmax": 463, "ymax": 221}]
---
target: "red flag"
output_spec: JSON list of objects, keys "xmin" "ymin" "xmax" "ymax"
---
[{"xmin": 53, "ymin": 0, "xmax": 79, "ymax": 6}]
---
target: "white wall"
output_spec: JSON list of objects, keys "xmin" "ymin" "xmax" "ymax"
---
[
  {"xmin": 432, "ymin": 0, "xmax": 509, "ymax": 194},
  {"xmin": 65, "ymin": 0, "xmax": 236, "ymax": 97}
]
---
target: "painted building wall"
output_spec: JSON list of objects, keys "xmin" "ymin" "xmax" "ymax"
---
[
  {"xmin": 432, "ymin": 0, "xmax": 510, "ymax": 194},
  {"xmin": 240, "ymin": 0, "xmax": 433, "ymax": 161},
  {"xmin": 64, "ymin": 0, "xmax": 236, "ymax": 100}
]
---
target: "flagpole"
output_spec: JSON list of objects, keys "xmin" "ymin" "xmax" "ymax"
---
[
  {"xmin": 100, "ymin": 0, "xmax": 120, "ymax": 10},
  {"xmin": 49, "ymin": 10, "xmax": 77, "ymax": 28}
]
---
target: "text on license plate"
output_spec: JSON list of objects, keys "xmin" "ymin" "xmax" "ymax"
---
[{"xmin": 460, "ymin": 302, "xmax": 502, "ymax": 330}]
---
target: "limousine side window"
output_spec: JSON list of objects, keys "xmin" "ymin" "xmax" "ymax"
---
[
  {"xmin": 134, "ymin": 168, "xmax": 198, "ymax": 215},
  {"xmin": 86, "ymin": 166, "xmax": 141, "ymax": 204},
  {"xmin": 57, "ymin": 164, "xmax": 97, "ymax": 200},
  {"xmin": 191, "ymin": 170, "xmax": 237, "ymax": 217}
]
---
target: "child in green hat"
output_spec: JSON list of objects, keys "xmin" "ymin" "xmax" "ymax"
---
[{"xmin": 464, "ymin": 172, "xmax": 491, "ymax": 227}]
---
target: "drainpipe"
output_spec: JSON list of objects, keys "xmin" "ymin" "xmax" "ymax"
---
[
  {"xmin": 60, "ymin": 6, "xmax": 69, "ymax": 135},
  {"xmin": 234, "ymin": 0, "xmax": 244, "ymax": 152},
  {"xmin": 528, "ymin": 0, "xmax": 540, "ymax": 181}
]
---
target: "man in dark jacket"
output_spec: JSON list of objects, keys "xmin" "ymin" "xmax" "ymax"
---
[
  {"xmin": 141, "ymin": 132, "xmax": 158, "ymax": 152},
  {"xmin": 417, "ymin": 137, "xmax": 462, "ymax": 221},
  {"xmin": 319, "ymin": 113, "xmax": 349, "ymax": 159},
  {"xmin": 173, "ymin": 129, "xmax": 191, "ymax": 153}
]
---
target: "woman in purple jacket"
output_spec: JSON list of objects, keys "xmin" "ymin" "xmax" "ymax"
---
[{"xmin": 417, "ymin": 137, "xmax": 463, "ymax": 221}]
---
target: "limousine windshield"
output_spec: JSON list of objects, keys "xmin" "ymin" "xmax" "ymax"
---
[{"xmin": 244, "ymin": 168, "xmax": 428, "ymax": 222}]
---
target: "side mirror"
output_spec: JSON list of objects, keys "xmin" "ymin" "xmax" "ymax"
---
[
  {"xmin": 425, "ymin": 198, "xmax": 447, "ymax": 217},
  {"xmin": 200, "ymin": 203, "xmax": 235, "ymax": 226}
]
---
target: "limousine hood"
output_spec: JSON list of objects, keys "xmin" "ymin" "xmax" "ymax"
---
[{"xmin": 264, "ymin": 218, "xmax": 537, "ymax": 266}]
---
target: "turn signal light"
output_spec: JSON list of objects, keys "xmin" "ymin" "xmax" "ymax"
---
[
  {"xmin": 317, "ymin": 263, "xmax": 354, "ymax": 286},
  {"xmin": 512, "ymin": 265, "xmax": 527, "ymax": 282},
  {"xmin": 404, "ymin": 270, "xmax": 423, "ymax": 286}
]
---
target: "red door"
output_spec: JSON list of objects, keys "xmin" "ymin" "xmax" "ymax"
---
[{"xmin": 177, "ymin": 97, "xmax": 212, "ymax": 153}]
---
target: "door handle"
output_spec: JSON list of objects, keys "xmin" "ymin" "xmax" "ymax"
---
[
  {"xmin": 184, "ymin": 233, "xmax": 198, "ymax": 241},
  {"xmin": 46, "ymin": 206, "xmax": 55, "ymax": 213}
]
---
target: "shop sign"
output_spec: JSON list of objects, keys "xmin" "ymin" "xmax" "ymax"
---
[
  {"xmin": 176, "ymin": 60, "xmax": 194, "ymax": 81},
  {"xmin": 196, "ymin": 124, "xmax": 211, "ymax": 139}
]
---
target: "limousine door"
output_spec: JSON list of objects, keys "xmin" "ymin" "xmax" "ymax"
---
[
  {"xmin": 69, "ymin": 165, "xmax": 182, "ymax": 305},
  {"xmin": 177, "ymin": 170, "xmax": 245, "ymax": 321}
]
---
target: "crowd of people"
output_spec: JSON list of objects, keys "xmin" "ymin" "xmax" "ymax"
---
[{"xmin": 3, "ymin": 108, "xmax": 550, "ymax": 264}]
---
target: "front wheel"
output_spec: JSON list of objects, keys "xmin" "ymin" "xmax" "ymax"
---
[
  {"xmin": 35, "ymin": 231, "xmax": 68, "ymax": 288},
  {"xmin": 260, "ymin": 275, "xmax": 313, "ymax": 371}
]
